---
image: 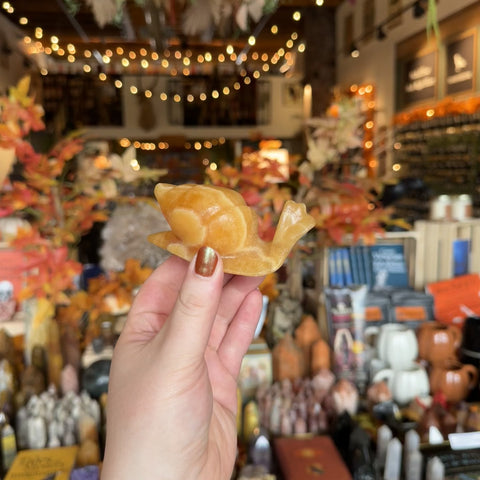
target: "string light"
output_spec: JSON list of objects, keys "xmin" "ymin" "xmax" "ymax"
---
[
  {"xmin": 118, "ymin": 135, "xmax": 228, "ymax": 153},
  {"xmin": 0, "ymin": 2, "xmax": 11, "ymax": 14},
  {"xmin": 13, "ymin": 5, "xmax": 306, "ymax": 104}
]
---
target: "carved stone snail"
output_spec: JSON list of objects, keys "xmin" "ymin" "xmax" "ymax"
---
[{"xmin": 148, "ymin": 183, "xmax": 316, "ymax": 276}]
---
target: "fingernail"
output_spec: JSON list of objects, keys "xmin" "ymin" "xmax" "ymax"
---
[{"xmin": 195, "ymin": 246, "xmax": 218, "ymax": 277}]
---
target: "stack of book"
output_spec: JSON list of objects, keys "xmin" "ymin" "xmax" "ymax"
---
[{"xmin": 327, "ymin": 244, "xmax": 409, "ymax": 291}]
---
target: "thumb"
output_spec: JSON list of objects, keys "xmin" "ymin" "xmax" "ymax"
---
[{"xmin": 162, "ymin": 246, "xmax": 223, "ymax": 362}]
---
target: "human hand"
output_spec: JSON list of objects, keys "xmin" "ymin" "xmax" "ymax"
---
[{"xmin": 101, "ymin": 247, "xmax": 265, "ymax": 480}]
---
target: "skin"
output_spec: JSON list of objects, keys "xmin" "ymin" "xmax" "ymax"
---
[{"xmin": 101, "ymin": 250, "xmax": 264, "ymax": 480}]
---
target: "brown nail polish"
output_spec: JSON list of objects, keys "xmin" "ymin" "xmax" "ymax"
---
[{"xmin": 195, "ymin": 246, "xmax": 218, "ymax": 277}]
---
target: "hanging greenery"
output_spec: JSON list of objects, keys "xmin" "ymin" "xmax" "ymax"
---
[
  {"xmin": 426, "ymin": 0, "xmax": 440, "ymax": 41},
  {"xmin": 62, "ymin": 0, "xmax": 279, "ymax": 36}
]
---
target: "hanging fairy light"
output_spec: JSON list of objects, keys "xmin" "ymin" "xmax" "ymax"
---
[
  {"xmin": 13, "ymin": 2, "xmax": 307, "ymax": 105},
  {"xmin": 118, "ymin": 137, "xmax": 226, "ymax": 151}
]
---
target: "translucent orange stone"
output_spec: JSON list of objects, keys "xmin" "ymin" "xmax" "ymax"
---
[{"xmin": 148, "ymin": 183, "xmax": 316, "ymax": 276}]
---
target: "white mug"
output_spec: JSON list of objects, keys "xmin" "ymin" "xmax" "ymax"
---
[
  {"xmin": 373, "ymin": 362, "xmax": 430, "ymax": 405},
  {"xmin": 376, "ymin": 323, "xmax": 418, "ymax": 370}
]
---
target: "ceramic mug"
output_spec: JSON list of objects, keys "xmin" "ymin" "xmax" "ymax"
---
[
  {"xmin": 429, "ymin": 361, "xmax": 478, "ymax": 403},
  {"xmin": 373, "ymin": 362, "xmax": 430, "ymax": 405},
  {"xmin": 376, "ymin": 323, "xmax": 418, "ymax": 370},
  {"xmin": 417, "ymin": 321, "xmax": 462, "ymax": 366}
]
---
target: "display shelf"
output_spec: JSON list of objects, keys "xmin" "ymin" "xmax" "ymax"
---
[
  {"xmin": 392, "ymin": 114, "xmax": 480, "ymax": 221},
  {"xmin": 414, "ymin": 218, "xmax": 480, "ymax": 285},
  {"xmin": 312, "ymin": 231, "xmax": 422, "ymax": 337}
]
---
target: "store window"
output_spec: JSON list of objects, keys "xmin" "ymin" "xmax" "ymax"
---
[
  {"xmin": 167, "ymin": 75, "xmax": 270, "ymax": 127},
  {"xmin": 40, "ymin": 74, "xmax": 123, "ymax": 131}
]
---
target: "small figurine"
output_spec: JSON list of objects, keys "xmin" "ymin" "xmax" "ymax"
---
[
  {"xmin": 149, "ymin": 183, "xmax": 315, "ymax": 276},
  {"xmin": 26, "ymin": 396, "xmax": 47, "ymax": 449}
]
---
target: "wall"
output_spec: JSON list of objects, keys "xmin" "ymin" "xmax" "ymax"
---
[{"xmin": 335, "ymin": 0, "xmax": 480, "ymax": 130}]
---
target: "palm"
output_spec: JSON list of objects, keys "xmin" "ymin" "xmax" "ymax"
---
[{"xmin": 103, "ymin": 255, "xmax": 264, "ymax": 480}]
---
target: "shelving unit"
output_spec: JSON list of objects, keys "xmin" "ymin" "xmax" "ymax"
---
[
  {"xmin": 414, "ymin": 218, "xmax": 480, "ymax": 285},
  {"xmin": 392, "ymin": 113, "xmax": 480, "ymax": 220},
  {"xmin": 312, "ymin": 231, "xmax": 422, "ymax": 337}
]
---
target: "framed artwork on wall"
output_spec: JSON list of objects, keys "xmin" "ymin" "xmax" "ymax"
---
[
  {"xmin": 445, "ymin": 30, "xmax": 476, "ymax": 96},
  {"xmin": 396, "ymin": 49, "xmax": 438, "ymax": 110}
]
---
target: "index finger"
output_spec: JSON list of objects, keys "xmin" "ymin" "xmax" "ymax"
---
[
  {"xmin": 122, "ymin": 255, "xmax": 188, "ymax": 337},
  {"xmin": 123, "ymin": 255, "xmax": 235, "ymax": 338}
]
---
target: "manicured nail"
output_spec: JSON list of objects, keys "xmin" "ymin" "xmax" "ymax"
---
[{"xmin": 195, "ymin": 246, "xmax": 218, "ymax": 277}]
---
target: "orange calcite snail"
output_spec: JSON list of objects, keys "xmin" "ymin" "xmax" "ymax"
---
[{"xmin": 148, "ymin": 183, "xmax": 316, "ymax": 276}]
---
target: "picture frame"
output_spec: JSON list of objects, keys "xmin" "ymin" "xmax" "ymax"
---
[{"xmin": 238, "ymin": 338, "xmax": 272, "ymax": 402}]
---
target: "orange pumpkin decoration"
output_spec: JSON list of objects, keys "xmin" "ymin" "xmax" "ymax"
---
[
  {"xmin": 294, "ymin": 315, "xmax": 322, "ymax": 376},
  {"xmin": 311, "ymin": 338, "xmax": 331, "ymax": 374},
  {"xmin": 272, "ymin": 333, "xmax": 304, "ymax": 382}
]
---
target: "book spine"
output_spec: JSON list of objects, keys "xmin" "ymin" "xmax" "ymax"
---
[
  {"xmin": 334, "ymin": 248, "xmax": 345, "ymax": 287},
  {"xmin": 349, "ymin": 246, "xmax": 360, "ymax": 285},
  {"xmin": 362, "ymin": 246, "xmax": 373, "ymax": 289},
  {"xmin": 340, "ymin": 248, "xmax": 353, "ymax": 286},
  {"xmin": 328, "ymin": 248, "xmax": 342, "ymax": 286}
]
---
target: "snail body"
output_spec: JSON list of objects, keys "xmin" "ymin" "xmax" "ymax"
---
[{"xmin": 148, "ymin": 183, "xmax": 315, "ymax": 276}]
